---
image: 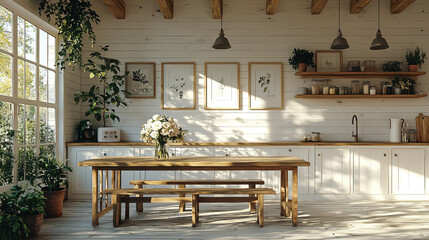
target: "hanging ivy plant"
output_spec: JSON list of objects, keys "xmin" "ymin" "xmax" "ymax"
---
[{"xmin": 38, "ymin": 0, "xmax": 100, "ymax": 69}]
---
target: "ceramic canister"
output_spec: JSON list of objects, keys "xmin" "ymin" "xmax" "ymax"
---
[{"xmin": 389, "ymin": 118, "xmax": 404, "ymax": 143}]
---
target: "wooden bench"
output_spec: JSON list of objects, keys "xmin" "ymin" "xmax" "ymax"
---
[
  {"xmin": 102, "ymin": 188, "xmax": 276, "ymax": 228},
  {"xmin": 129, "ymin": 179, "xmax": 265, "ymax": 213}
]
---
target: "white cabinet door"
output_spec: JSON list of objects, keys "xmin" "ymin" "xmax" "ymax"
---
[
  {"xmin": 178, "ymin": 147, "xmax": 215, "ymax": 187},
  {"xmin": 214, "ymin": 147, "xmax": 261, "ymax": 188},
  {"xmin": 107, "ymin": 147, "xmax": 139, "ymax": 188},
  {"xmin": 143, "ymin": 147, "xmax": 177, "ymax": 183},
  {"xmin": 68, "ymin": 147, "xmax": 102, "ymax": 199},
  {"xmin": 315, "ymin": 147, "xmax": 351, "ymax": 194},
  {"xmin": 392, "ymin": 148, "xmax": 425, "ymax": 194},
  {"xmin": 353, "ymin": 148, "xmax": 389, "ymax": 195}
]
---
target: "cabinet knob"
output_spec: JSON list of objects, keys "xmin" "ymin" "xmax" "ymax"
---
[
  {"xmin": 288, "ymin": 149, "xmax": 292, "ymax": 152},
  {"xmin": 103, "ymin": 152, "xmax": 107, "ymax": 156},
  {"xmin": 225, "ymin": 153, "xmax": 229, "ymax": 157},
  {"xmin": 384, "ymin": 154, "xmax": 387, "ymax": 157},
  {"xmin": 317, "ymin": 153, "xmax": 321, "ymax": 157},
  {"xmin": 171, "ymin": 153, "xmax": 175, "ymax": 156},
  {"xmin": 394, "ymin": 153, "xmax": 397, "ymax": 157}
]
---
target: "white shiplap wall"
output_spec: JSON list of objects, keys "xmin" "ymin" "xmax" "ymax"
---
[{"xmin": 79, "ymin": 0, "xmax": 429, "ymax": 142}]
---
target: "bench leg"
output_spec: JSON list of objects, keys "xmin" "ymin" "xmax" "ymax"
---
[
  {"xmin": 124, "ymin": 195, "xmax": 130, "ymax": 220},
  {"xmin": 196, "ymin": 194, "xmax": 199, "ymax": 223},
  {"xmin": 249, "ymin": 183, "xmax": 256, "ymax": 213},
  {"xmin": 135, "ymin": 184, "xmax": 143, "ymax": 212},
  {"xmin": 292, "ymin": 167, "xmax": 298, "ymax": 226},
  {"xmin": 258, "ymin": 194, "xmax": 264, "ymax": 228},
  {"xmin": 179, "ymin": 184, "xmax": 186, "ymax": 213},
  {"xmin": 285, "ymin": 170, "xmax": 291, "ymax": 218},
  {"xmin": 280, "ymin": 170, "xmax": 286, "ymax": 216},
  {"xmin": 192, "ymin": 194, "xmax": 197, "ymax": 227},
  {"xmin": 112, "ymin": 194, "xmax": 120, "ymax": 227}
]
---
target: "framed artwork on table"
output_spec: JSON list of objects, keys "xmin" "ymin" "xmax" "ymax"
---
[
  {"xmin": 204, "ymin": 62, "xmax": 240, "ymax": 110},
  {"xmin": 315, "ymin": 50, "xmax": 343, "ymax": 72},
  {"xmin": 161, "ymin": 62, "xmax": 196, "ymax": 110},
  {"xmin": 125, "ymin": 62, "xmax": 156, "ymax": 98},
  {"xmin": 248, "ymin": 62, "xmax": 283, "ymax": 110}
]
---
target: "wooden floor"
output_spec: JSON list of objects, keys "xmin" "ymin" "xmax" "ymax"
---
[{"xmin": 34, "ymin": 200, "xmax": 429, "ymax": 239}]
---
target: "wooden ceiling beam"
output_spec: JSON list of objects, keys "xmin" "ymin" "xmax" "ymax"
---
[
  {"xmin": 391, "ymin": 0, "xmax": 415, "ymax": 14},
  {"xmin": 311, "ymin": 0, "xmax": 328, "ymax": 15},
  {"xmin": 266, "ymin": 0, "xmax": 280, "ymax": 15},
  {"xmin": 209, "ymin": 0, "xmax": 222, "ymax": 19},
  {"xmin": 102, "ymin": 0, "xmax": 125, "ymax": 19},
  {"xmin": 350, "ymin": 0, "xmax": 372, "ymax": 14},
  {"xmin": 156, "ymin": 0, "xmax": 174, "ymax": 19}
]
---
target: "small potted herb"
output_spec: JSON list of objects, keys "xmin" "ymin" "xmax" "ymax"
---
[
  {"xmin": 400, "ymin": 78, "xmax": 416, "ymax": 94},
  {"xmin": 37, "ymin": 156, "xmax": 72, "ymax": 218},
  {"xmin": 406, "ymin": 46, "xmax": 427, "ymax": 72},
  {"xmin": 0, "ymin": 189, "xmax": 29, "ymax": 239},
  {"xmin": 288, "ymin": 48, "xmax": 315, "ymax": 72}
]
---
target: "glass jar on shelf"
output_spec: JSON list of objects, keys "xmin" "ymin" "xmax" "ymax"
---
[
  {"xmin": 329, "ymin": 86, "xmax": 337, "ymax": 95},
  {"xmin": 381, "ymin": 81, "xmax": 389, "ymax": 95},
  {"xmin": 347, "ymin": 61, "xmax": 361, "ymax": 72},
  {"xmin": 362, "ymin": 81, "xmax": 370, "ymax": 95},
  {"xmin": 370, "ymin": 86, "xmax": 377, "ymax": 95},
  {"xmin": 363, "ymin": 60, "xmax": 376, "ymax": 72},
  {"xmin": 351, "ymin": 80, "xmax": 360, "ymax": 94},
  {"xmin": 311, "ymin": 80, "xmax": 321, "ymax": 95},
  {"xmin": 339, "ymin": 86, "xmax": 347, "ymax": 95},
  {"xmin": 311, "ymin": 132, "xmax": 320, "ymax": 142},
  {"xmin": 322, "ymin": 80, "xmax": 330, "ymax": 95}
]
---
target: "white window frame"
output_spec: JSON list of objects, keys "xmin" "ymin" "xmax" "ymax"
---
[{"xmin": 0, "ymin": 0, "xmax": 60, "ymax": 188}]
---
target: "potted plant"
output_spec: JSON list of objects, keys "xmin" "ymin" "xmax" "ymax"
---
[
  {"xmin": 10, "ymin": 181, "xmax": 46, "ymax": 237},
  {"xmin": 288, "ymin": 48, "xmax": 315, "ymax": 72},
  {"xmin": 400, "ymin": 78, "xmax": 416, "ymax": 94},
  {"xmin": 37, "ymin": 156, "xmax": 72, "ymax": 218},
  {"xmin": 0, "ymin": 189, "xmax": 29, "ymax": 239},
  {"xmin": 406, "ymin": 46, "xmax": 427, "ymax": 72},
  {"xmin": 74, "ymin": 46, "xmax": 129, "ymax": 141}
]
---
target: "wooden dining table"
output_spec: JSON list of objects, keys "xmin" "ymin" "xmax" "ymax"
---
[{"xmin": 78, "ymin": 156, "xmax": 310, "ymax": 227}]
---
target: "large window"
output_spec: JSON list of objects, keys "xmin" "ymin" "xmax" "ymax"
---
[{"xmin": 0, "ymin": 4, "xmax": 57, "ymax": 186}]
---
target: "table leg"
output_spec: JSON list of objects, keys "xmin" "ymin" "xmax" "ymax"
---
[
  {"xmin": 92, "ymin": 168, "xmax": 99, "ymax": 227},
  {"xmin": 179, "ymin": 184, "xmax": 186, "ymax": 213},
  {"xmin": 285, "ymin": 170, "xmax": 290, "ymax": 217},
  {"xmin": 249, "ymin": 183, "xmax": 256, "ymax": 213},
  {"xmin": 292, "ymin": 166, "xmax": 298, "ymax": 226},
  {"xmin": 280, "ymin": 170, "xmax": 286, "ymax": 216}
]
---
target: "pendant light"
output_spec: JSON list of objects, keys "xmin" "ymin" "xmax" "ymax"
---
[
  {"xmin": 212, "ymin": 9, "xmax": 231, "ymax": 49},
  {"xmin": 331, "ymin": 0, "xmax": 349, "ymax": 49},
  {"xmin": 370, "ymin": 0, "xmax": 389, "ymax": 50}
]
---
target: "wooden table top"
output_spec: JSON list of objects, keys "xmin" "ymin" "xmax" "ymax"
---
[{"xmin": 78, "ymin": 156, "xmax": 309, "ymax": 170}]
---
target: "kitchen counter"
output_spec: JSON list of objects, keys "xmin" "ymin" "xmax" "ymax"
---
[{"xmin": 65, "ymin": 141, "xmax": 429, "ymax": 146}]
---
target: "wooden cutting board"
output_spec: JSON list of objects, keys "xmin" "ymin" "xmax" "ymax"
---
[
  {"xmin": 424, "ymin": 116, "xmax": 429, "ymax": 142},
  {"xmin": 416, "ymin": 113, "xmax": 424, "ymax": 142}
]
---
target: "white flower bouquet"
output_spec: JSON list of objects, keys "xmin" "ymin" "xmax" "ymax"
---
[{"xmin": 140, "ymin": 114, "xmax": 186, "ymax": 159}]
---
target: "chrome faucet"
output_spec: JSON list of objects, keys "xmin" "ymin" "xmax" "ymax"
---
[{"xmin": 352, "ymin": 115, "xmax": 358, "ymax": 142}]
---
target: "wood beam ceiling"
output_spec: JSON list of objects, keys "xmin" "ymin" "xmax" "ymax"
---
[
  {"xmin": 156, "ymin": 0, "xmax": 174, "ymax": 19},
  {"xmin": 391, "ymin": 0, "xmax": 415, "ymax": 14},
  {"xmin": 350, "ymin": 0, "xmax": 372, "ymax": 14},
  {"xmin": 266, "ymin": 0, "xmax": 280, "ymax": 15},
  {"xmin": 311, "ymin": 0, "xmax": 328, "ymax": 15},
  {"xmin": 209, "ymin": 0, "xmax": 222, "ymax": 19},
  {"xmin": 102, "ymin": 0, "xmax": 125, "ymax": 19}
]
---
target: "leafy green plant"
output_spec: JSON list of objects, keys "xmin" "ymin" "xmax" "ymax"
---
[
  {"xmin": 74, "ymin": 46, "xmax": 129, "ymax": 127},
  {"xmin": 406, "ymin": 46, "xmax": 427, "ymax": 67},
  {"xmin": 0, "ymin": 110, "xmax": 14, "ymax": 185},
  {"xmin": 288, "ymin": 48, "xmax": 315, "ymax": 70},
  {"xmin": 37, "ymin": 156, "xmax": 72, "ymax": 192},
  {"xmin": 10, "ymin": 182, "xmax": 46, "ymax": 216},
  {"xmin": 0, "ymin": 189, "xmax": 29, "ymax": 239},
  {"xmin": 38, "ymin": 0, "xmax": 100, "ymax": 69}
]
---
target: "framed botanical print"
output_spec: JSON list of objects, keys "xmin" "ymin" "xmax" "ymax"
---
[
  {"xmin": 248, "ymin": 62, "xmax": 283, "ymax": 110},
  {"xmin": 125, "ymin": 62, "xmax": 156, "ymax": 98},
  {"xmin": 204, "ymin": 62, "xmax": 240, "ymax": 110},
  {"xmin": 161, "ymin": 62, "xmax": 196, "ymax": 110},
  {"xmin": 315, "ymin": 50, "xmax": 343, "ymax": 72}
]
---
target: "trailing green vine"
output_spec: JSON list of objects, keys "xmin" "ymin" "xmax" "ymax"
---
[{"xmin": 38, "ymin": 0, "xmax": 100, "ymax": 69}]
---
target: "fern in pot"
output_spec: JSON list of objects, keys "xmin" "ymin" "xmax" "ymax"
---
[
  {"xmin": 37, "ymin": 156, "xmax": 72, "ymax": 218},
  {"xmin": 288, "ymin": 48, "xmax": 315, "ymax": 72},
  {"xmin": 406, "ymin": 46, "xmax": 427, "ymax": 72}
]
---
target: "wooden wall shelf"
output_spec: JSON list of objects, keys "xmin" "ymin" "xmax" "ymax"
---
[
  {"xmin": 295, "ymin": 72, "xmax": 426, "ymax": 78},
  {"xmin": 295, "ymin": 94, "xmax": 427, "ymax": 98}
]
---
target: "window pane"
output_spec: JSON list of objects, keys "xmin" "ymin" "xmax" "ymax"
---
[
  {"xmin": 0, "ymin": 101, "xmax": 13, "ymax": 186},
  {"xmin": 18, "ymin": 17, "xmax": 36, "ymax": 62},
  {"xmin": 39, "ymin": 29, "xmax": 48, "ymax": 66},
  {"xmin": 40, "ymin": 144, "xmax": 55, "ymax": 159},
  {"xmin": 48, "ymin": 34, "xmax": 56, "ymax": 69},
  {"xmin": 0, "ymin": 5, "xmax": 12, "ymax": 53},
  {"xmin": 18, "ymin": 60, "xmax": 36, "ymax": 100},
  {"xmin": 48, "ymin": 70, "xmax": 55, "ymax": 103},
  {"xmin": 40, "ymin": 107, "xmax": 55, "ymax": 143},
  {"xmin": 18, "ymin": 104, "xmax": 36, "ymax": 145},
  {"xmin": 39, "ymin": 67, "xmax": 47, "ymax": 102},
  {"xmin": 18, "ymin": 147, "xmax": 37, "ymax": 183},
  {"xmin": 0, "ymin": 52, "xmax": 12, "ymax": 96}
]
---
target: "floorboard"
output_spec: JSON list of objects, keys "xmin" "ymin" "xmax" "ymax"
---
[{"xmin": 34, "ymin": 200, "xmax": 429, "ymax": 239}]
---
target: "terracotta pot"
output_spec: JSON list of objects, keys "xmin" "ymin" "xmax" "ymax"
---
[
  {"xmin": 298, "ymin": 63, "xmax": 308, "ymax": 72},
  {"xmin": 409, "ymin": 65, "xmax": 419, "ymax": 72},
  {"xmin": 22, "ymin": 213, "xmax": 44, "ymax": 237},
  {"xmin": 43, "ymin": 188, "xmax": 66, "ymax": 218}
]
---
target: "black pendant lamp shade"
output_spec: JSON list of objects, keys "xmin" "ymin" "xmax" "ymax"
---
[
  {"xmin": 212, "ymin": 13, "xmax": 231, "ymax": 49},
  {"xmin": 370, "ymin": 0, "xmax": 389, "ymax": 50},
  {"xmin": 331, "ymin": 0, "xmax": 349, "ymax": 50}
]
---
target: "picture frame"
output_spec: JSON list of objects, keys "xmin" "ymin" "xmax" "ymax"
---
[
  {"xmin": 315, "ymin": 50, "xmax": 343, "ymax": 72},
  {"xmin": 204, "ymin": 62, "xmax": 240, "ymax": 110},
  {"xmin": 125, "ymin": 62, "xmax": 156, "ymax": 98},
  {"xmin": 248, "ymin": 62, "xmax": 283, "ymax": 110},
  {"xmin": 161, "ymin": 62, "xmax": 196, "ymax": 110}
]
